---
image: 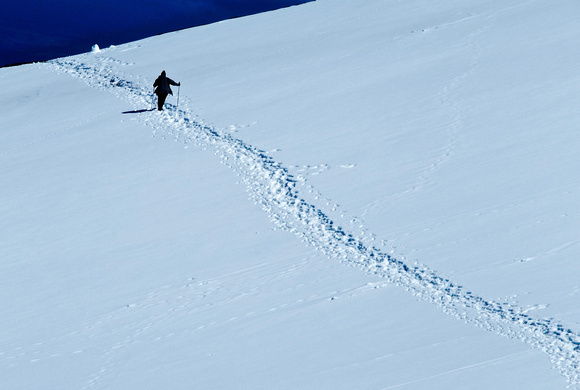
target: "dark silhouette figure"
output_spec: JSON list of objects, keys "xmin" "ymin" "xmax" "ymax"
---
[{"xmin": 153, "ymin": 70, "xmax": 180, "ymax": 111}]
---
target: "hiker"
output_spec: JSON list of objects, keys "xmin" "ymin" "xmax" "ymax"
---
[{"xmin": 153, "ymin": 70, "xmax": 180, "ymax": 111}]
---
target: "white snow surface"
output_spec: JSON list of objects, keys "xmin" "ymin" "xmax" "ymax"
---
[{"xmin": 2, "ymin": 0, "xmax": 580, "ymax": 389}]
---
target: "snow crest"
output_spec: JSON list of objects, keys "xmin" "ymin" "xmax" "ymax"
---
[{"xmin": 49, "ymin": 54, "xmax": 580, "ymax": 387}]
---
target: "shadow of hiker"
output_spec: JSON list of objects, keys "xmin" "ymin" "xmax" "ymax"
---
[{"xmin": 122, "ymin": 108, "xmax": 155, "ymax": 114}]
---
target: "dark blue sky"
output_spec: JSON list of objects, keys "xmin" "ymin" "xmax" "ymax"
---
[{"xmin": 0, "ymin": 0, "xmax": 312, "ymax": 67}]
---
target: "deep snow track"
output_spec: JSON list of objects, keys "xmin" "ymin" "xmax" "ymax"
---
[{"xmin": 49, "ymin": 54, "xmax": 580, "ymax": 387}]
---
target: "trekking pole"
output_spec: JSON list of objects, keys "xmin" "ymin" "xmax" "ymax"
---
[
  {"xmin": 151, "ymin": 92, "xmax": 155, "ymax": 110},
  {"xmin": 177, "ymin": 84, "xmax": 181, "ymax": 109}
]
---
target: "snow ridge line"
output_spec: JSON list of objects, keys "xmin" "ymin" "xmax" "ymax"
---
[{"xmin": 49, "ymin": 55, "xmax": 580, "ymax": 386}]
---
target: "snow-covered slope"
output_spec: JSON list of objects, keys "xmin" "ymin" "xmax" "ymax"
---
[{"xmin": 2, "ymin": 0, "xmax": 580, "ymax": 388}]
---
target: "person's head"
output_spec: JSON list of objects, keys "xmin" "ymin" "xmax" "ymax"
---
[{"xmin": 161, "ymin": 70, "xmax": 166, "ymax": 76}]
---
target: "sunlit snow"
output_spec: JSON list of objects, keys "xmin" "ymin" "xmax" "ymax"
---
[{"xmin": 2, "ymin": 0, "xmax": 580, "ymax": 389}]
